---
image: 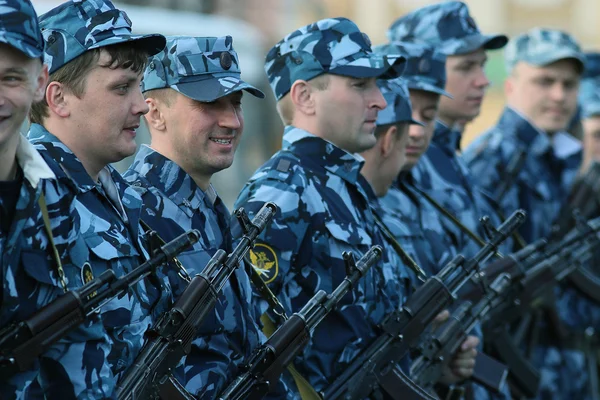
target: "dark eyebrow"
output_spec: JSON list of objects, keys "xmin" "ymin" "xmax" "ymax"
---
[{"xmin": 0, "ymin": 67, "xmax": 28, "ymax": 75}]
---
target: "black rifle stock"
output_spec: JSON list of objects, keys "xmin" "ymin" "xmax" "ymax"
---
[
  {"xmin": 323, "ymin": 210, "xmax": 526, "ymax": 400},
  {"xmin": 116, "ymin": 202, "xmax": 277, "ymax": 400},
  {"xmin": 217, "ymin": 245, "xmax": 383, "ymax": 400},
  {"xmin": 0, "ymin": 229, "xmax": 200, "ymax": 378}
]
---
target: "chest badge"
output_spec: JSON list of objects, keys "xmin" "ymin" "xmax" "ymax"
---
[
  {"xmin": 249, "ymin": 243, "xmax": 279, "ymax": 284},
  {"xmin": 81, "ymin": 262, "xmax": 97, "ymax": 298}
]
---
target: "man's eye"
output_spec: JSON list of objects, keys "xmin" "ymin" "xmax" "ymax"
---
[{"xmin": 3, "ymin": 76, "xmax": 22, "ymax": 83}]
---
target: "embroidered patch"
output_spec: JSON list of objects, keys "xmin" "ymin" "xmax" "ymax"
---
[{"xmin": 249, "ymin": 243, "xmax": 279, "ymax": 284}]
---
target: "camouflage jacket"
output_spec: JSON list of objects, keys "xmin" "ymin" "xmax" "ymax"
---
[
  {"xmin": 234, "ymin": 126, "xmax": 413, "ymax": 391},
  {"xmin": 123, "ymin": 145, "xmax": 265, "ymax": 399},
  {"xmin": 23, "ymin": 124, "xmax": 171, "ymax": 399}
]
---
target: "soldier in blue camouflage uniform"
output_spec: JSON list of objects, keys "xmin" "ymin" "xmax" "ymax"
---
[
  {"xmin": 21, "ymin": 1, "xmax": 169, "ymax": 398},
  {"xmin": 123, "ymin": 36, "xmax": 280, "ymax": 399},
  {"xmin": 463, "ymin": 29, "xmax": 600, "ymax": 400},
  {"xmin": 234, "ymin": 17, "xmax": 480, "ymax": 393},
  {"xmin": 0, "ymin": 1, "xmax": 57, "ymax": 398},
  {"xmin": 388, "ymin": 1, "xmax": 514, "ymax": 260},
  {"xmin": 580, "ymin": 52, "xmax": 600, "ymax": 171},
  {"xmin": 375, "ymin": 42, "xmax": 459, "ymax": 277}
]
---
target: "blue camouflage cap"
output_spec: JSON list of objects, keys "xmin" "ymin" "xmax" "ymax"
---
[
  {"xmin": 374, "ymin": 42, "xmax": 451, "ymax": 98},
  {"xmin": 143, "ymin": 35, "xmax": 264, "ymax": 102},
  {"xmin": 583, "ymin": 52, "xmax": 600, "ymax": 79},
  {"xmin": 387, "ymin": 1, "xmax": 507, "ymax": 56},
  {"xmin": 0, "ymin": 0, "xmax": 44, "ymax": 58},
  {"xmin": 265, "ymin": 17, "xmax": 406, "ymax": 101},
  {"xmin": 39, "ymin": 0, "xmax": 166, "ymax": 74},
  {"xmin": 504, "ymin": 28, "xmax": 585, "ymax": 74},
  {"xmin": 580, "ymin": 53, "xmax": 600, "ymax": 118},
  {"xmin": 376, "ymin": 79, "xmax": 424, "ymax": 127}
]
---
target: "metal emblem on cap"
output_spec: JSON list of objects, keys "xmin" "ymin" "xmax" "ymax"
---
[
  {"xmin": 220, "ymin": 52, "xmax": 232, "ymax": 70},
  {"xmin": 466, "ymin": 16, "xmax": 478, "ymax": 31},
  {"xmin": 361, "ymin": 32, "xmax": 372, "ymax": 49},
  {"xmin": 418, "ymin": 58, "xmax": 430, "ymax": 73}
]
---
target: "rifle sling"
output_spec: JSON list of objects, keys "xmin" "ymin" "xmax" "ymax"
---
[
  {"xmin": 406, "ymin": 183, "xmax": 505, "ymax": 259},
  {"xmin": 38, "ymin": 193, "xmax": 68, "ymax": 292},
  {"xmin": 371, "ymin": 211, "xmax": 427, "ymax": 282},
  {"xmin": 139, "ymin": 219, "xmax": 191, "ymax": 283}
]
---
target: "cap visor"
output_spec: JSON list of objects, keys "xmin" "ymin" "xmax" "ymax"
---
[
  {"xmin": 411, "ymin": 118, "xmax": 426, "ymax": 127},
  {"xmin": 482, "ymin": 34, "xmax": 509, "ymax": 51},
  {"xmin": 0, "ymin": 34, "xmax": 43, "ymax": 58},
  {"xmin": 90, "ymin": 33, "xmax": 166, "ymax": 57},
  {"xmin": 175, "ymin": 77, "xmax": 264, "ymax": 102},
  {"xmin": 407, "ymin": 81, "xmax": 453, "ymax": 99},
  {"xmin": 441, "ymin": 33, "xmax": 507, "ymax": 55},
  {"xmin": 528, "ymin": 49, "xmax": 585, "ymax": 72},
  {"xmin": 330, "ymin": 54, "xmax": 407, "ymax": 80}
]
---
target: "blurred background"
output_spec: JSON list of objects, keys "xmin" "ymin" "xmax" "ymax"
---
[{"xmin": 31, "ymin": 0, "xmax": 600, "ymax": 208}]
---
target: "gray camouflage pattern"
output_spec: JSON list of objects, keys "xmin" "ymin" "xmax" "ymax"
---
[
  {"xmin": 142, "ymin": 35, "xmax": 264, "ymax": 102},
  {"xmin": 264, "ymin": 17, "xmax": 405, "ymax": 100},
  {"xmin": 0, "ymin": 0, "xmax": 44, "ymax": 58},
  {"xmin": 39, "ymin": 0, "xmax": 165, "ymax": 74},
  {"xmin": 504, "ymin": 28, "xmax": 585, "ymax": 74},
  {"xmin": 387, "ymin": 1, "xmax": 507, "ymax": 56}
]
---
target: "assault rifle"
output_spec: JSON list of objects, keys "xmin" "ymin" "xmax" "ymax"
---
[
  {"xmin": 550, "ymin": 161, "xmax": 600, "ymax": 302},
  {"xmin": 116, "ymin": 202, "xmax": 277, "ymax": 400},
  {"xmin": 0, "ymin": 229, "xmax": 200, "ymax": 378},
  {"xmin": 322, "ymin": 210, "xmax": 526, "ymax": 400},
  {"xmin": 218, "ymin": 245, "xmax": 383, "ymax": 400},
  {"xmin": 410, "ymin": 273, "xmax": 512, "ymax": 397},
  {"xmin": 460, "ymin": 216, "xmax": 600, "ymax": 397}
]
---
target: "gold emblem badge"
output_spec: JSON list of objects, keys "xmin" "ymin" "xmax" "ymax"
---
[
  {"xmin": 249, "ymin": 243, "xmax": 279, "ymax": 284},
  {"xmin": 81, "ymin": 262, "xmax": 97, "ymax": 298}
]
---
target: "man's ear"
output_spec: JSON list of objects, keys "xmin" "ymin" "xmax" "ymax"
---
[
  {"xmin": 144, "ymin": 97, "xmax": 167, "ymax": 132},
  {"xmin": 380, "ymin": 124, "xmax": 398, "ymax": 158},
  {"xmin": 46, "ymin": 81, "xmax": 70, "ymax": 118},
  {"xmin": 289, "ymin": 80, "xmax": 316, "ymax": 116},
  {"xmin": 33, "ymin": 64, "xmax": 49, "ymax": 103}
]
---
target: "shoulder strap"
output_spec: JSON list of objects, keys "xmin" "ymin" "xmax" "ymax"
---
[{"xmin": 37, "ymin": 192, "xmax": 68, "ymax": 292}]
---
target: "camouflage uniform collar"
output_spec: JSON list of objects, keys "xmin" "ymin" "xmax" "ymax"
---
[
  {"xmin": 433, "ymin": 120, "xmax": 462, "ymax": 154},
  {"xmin": 15, "ymin": 134, "xmax": 55, "ymax": 188},
  {"xmin": 28, "ymin": 123, "xmax": 104, "ymax": 193},
  {"xmin": 499, "ymin": 107, "xmax": 552, "ymax": 157},
  {"xmin": 132, "ymin": 144, "xmax": 216, "ymax": 212},
  {"xmin": 282, "ymin": 125, "xmax": 364, "ymax": 185}
]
